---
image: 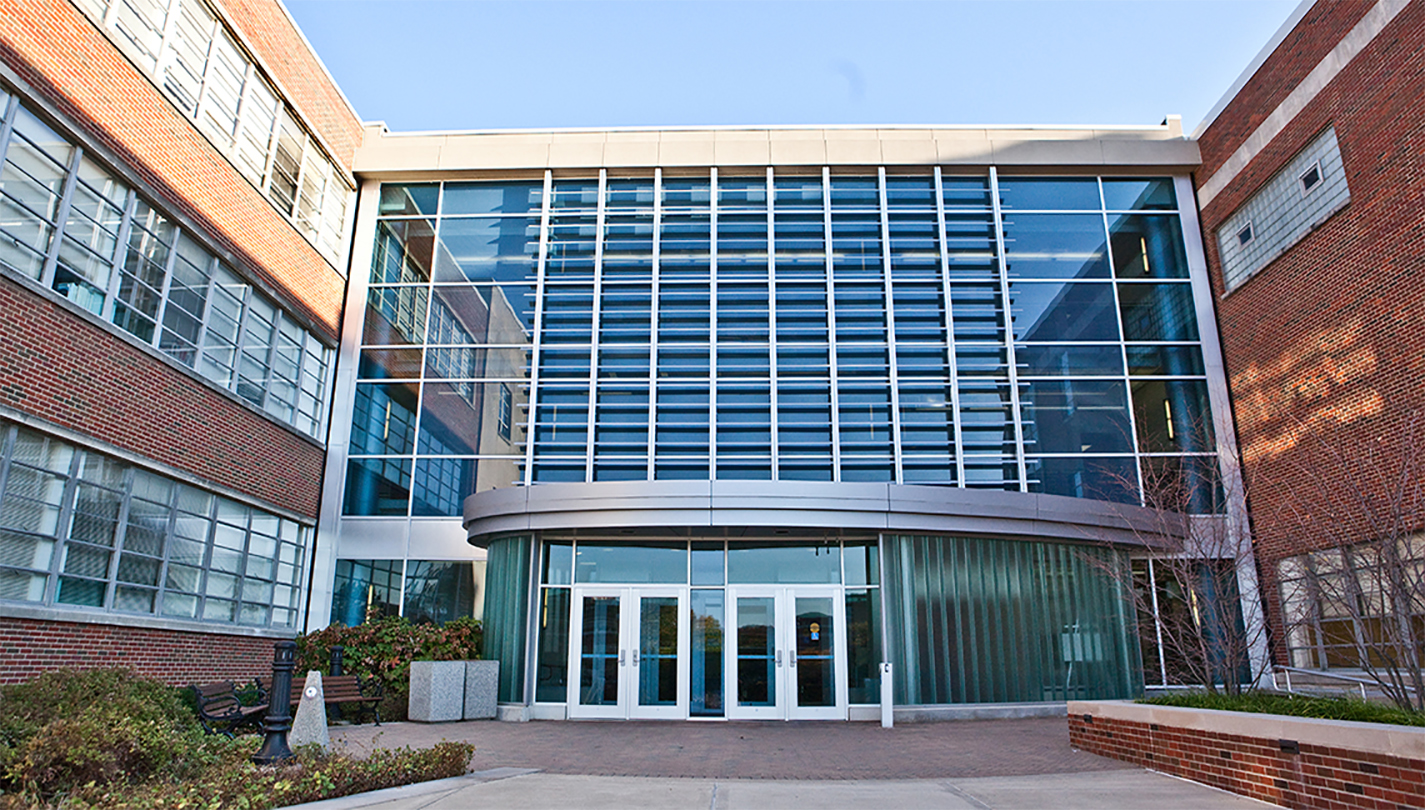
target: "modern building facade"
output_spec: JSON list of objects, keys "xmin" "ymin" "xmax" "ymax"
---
[
  {"xmin": 10, "ymin": 0, "xmax": 1404, "ymax": 719},
  {"xmin": 1192, "ymin": 0, "xmax": 1425, "ymax": 675},
  {"xmin": 317, "ymin": 123, "xmax": 1266, "ymax": 719}
]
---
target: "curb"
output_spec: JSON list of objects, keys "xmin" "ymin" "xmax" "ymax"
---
[{"xmin": 278, "ymin": 767, "xmax": 540, "ymax": 810}]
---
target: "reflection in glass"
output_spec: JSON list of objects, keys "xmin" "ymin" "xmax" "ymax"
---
[
  {"xmin": 341, "ymin": 458, "xmax": 411, "ymax": 516},
  {"xmin": 542, "ymin": 542, "xmax": 573, "ymax": 585},
  {"xmin": 639, "ymin": 596, "xmax": 679, "ymax": 706},
  {"xmin": 1002, "ymin": 214, "xmax": 1109, "ymax": 279},
  {"xmin": 370, "ymin": 219, "xmax": 434, "ymax": 284},
  {"xmin": 690, "ymin": 590, "xmax": 724, "ymax": 716},
  {"xmin": 843, "ymin": 543, "xmax": 879, "ymax": 586},
  {"xmin": 1101, "ymin": 178, "xmax": 1176, "ymax": 211},
  {"xmin": 1015, "ymin": 344, "xmax": 1125, "ymax": 377},
  {"xmin": 349, "ymin": 381, "xmax": 419, "ymax": 455},
  {"xmin": 1118, "ymin": 283, "xmax": 1200, "ymax": 342},
  {"xmin": 579, "ymin": 596, "xmax": 621, "ymax": 706},
  {"xmin": 728, "ymin": 543, "xmax": 841, "ymax": 584},
  {"xmin": 1125, "ymin": 345, "xmax": 1205, "ymax": 377},
  {"xmin": 402, "ymin": 561, "xmax": 476, "ymax": 624},
  {"xmin": 574, "ymin": 543, "xmax": 688, "ymax": 584},
  {"xmin": 442, "ymin": 181, "xmax": 542, "ymax": 216},
  {"xmin": 691, "ymin": 542, "xmax": 725, "ymax": 586},
  {"xmin": 433, "ymin": 217, "xmax": 539, "ymax": 283},
  {"xmin": 736, "ymin": 597, "xmax": 775, "ymax": 706},
  {"xmin": 363, "ymin": 285, "xmax": 428, "ymax": 346},
  {"xmin": 1011, "ymin": 282, "xmax": 1120, "ymax": 342},
  {"xmin": 795, "ymin": 596, "xmax": 834, "ymax": 707},
  {"xmin": 535, "ymin": 588, "xmax": 570, "ymax": 701},
  {"xmin": 329, "ymin": 559, "xmax": 402, "ymax": 626},
  {"xmin": 1019, "ymin": 379, "xmax": 1133, "ymax": 454},
  {"xmin": 1132, "ymin": 379, "xmax": 1215, "ymax": 454},
  {"xmin": 1026, "ymin": 455, "xmax": 1138, "ymax": 503},
  {"xmin": 998, "ymin": 178, "xmax": 1100, "ymax": 210},
  {"xmin": 846, "ymin": 589, "xmax": 881, "ymax": 703},
  {"xmin": 1109, "ymin": 215, "xmax": 1187, "ymax": 279},
  {"xmin": 379, "ymin": 184, "xmax": 437, "ymax": 216}
]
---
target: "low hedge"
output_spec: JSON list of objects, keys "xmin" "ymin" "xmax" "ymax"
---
[
  {"xmin": 0, "ymin": 668, "xmax": 472, "ymax": 809},
  {"xmin": 1140, "ymin": 691, "xmax": 1425, "ymax": 727}
]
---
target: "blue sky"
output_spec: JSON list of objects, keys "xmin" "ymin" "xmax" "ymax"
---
[{"xmin": 286, "ymin": 1, "xmax": 1300, "ymax": 132}]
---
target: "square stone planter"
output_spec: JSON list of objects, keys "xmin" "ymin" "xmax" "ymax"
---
[
  {"xmin": 463, "ymin": 660, "xmax": 499, "ymax": 720},
  {"xmin": 408, "ymin": 660, "xmax": 465, "ymax": 722}
]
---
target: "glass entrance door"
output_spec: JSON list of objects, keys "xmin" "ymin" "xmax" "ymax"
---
[
  {"xmin": 726, "ymin": 587, "xmax": 846, "ymax": 720},
  {"xmin": 567, "ymin": 587, "xmax": 687, "ymax": 719}
]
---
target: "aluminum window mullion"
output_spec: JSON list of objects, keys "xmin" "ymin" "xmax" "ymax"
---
[
  {"xmin": 988, "ymin": 168, "xmax": 1028, "ymax": 491},
  {"xmin": 229, "ymin": 282, "xmax": 253, "ymax": 397},
  {"xmin": 824, "ymin": 167, "xmax": 842, "ymax": 480},
  {"xmin": 190, "ymin": 8, "xmax": 225, "ymax": 136},
  {"xmin": 193, "ymin": 496, "xmax": 219, "ymax": 621},
  {"xmin": 149, "ymin": 222, "xmax": 183, "ymax": 350},
  {"xmin": 708, "ymin": 167, "xmax": 719, "ymax": 480},
  {"xmin": 151, "ymin": 480, "xmax": 181, "ymax": 620},
  {"xmin": 765, "ymin": 167, "xmax": 779, "ymax": 479},
  {"xmin": 191, "ymin": 253, "xmax": 220, "ymax": 363},
  {"xmin": 933, "ymin": 168, "xmax": 967, "ymax": 487},
  {"xmin": 1147, "ymin": 556, "xmax": 1168, "ymax": 687},
  {"xmin": 100, "ymin": 466, "xmax": 137, "ymax": 611},
  {"xmin": 103, "ymin": 193, "xmax": 140, "ymax": 322},
  {"xmin": 152, "ymin": 0, "xmax": 186, "ymax": 101},
  {"xmin": 255, "ymin": 307, "xmax": 283, "ymax": 410},
  {"xmin": 522, "ymin": 172, "xmax": 553, "ymax": 486},
  {"xmin": 585, "ymin": 170, "xmax": 608, "ymax": 482},
  {"xmin": 39, "ymin": 146, "xmax": 84, "ymax": 289},
  {"xmin": 878, "ymin": 169, "xmax": 904, "ymax": 483},
  {"xmin": 1099, "ymin": 178, "xmax": 1146, "ymax": 502},
  {"xmin": 647, "ymin": 168, "xmax": 662, "ymax": 481},
  {"xmin": 43, "ymin": 445, "xmax": 86, "ymax": 607},
  {"xmin": 0, "ymin": 94, "xmax": 19, "ymax": 170}
]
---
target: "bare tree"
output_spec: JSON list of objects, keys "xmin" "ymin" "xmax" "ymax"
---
[
  {"xmin": 1270, "ymin": 414, "xmax": 1425, "ymax": 713},
  {"xmin": 1081, "ymin": 444, "xmax": 1270, "ymax": 697}
]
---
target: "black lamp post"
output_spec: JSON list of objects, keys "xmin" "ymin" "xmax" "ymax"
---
[
  {"xmin": 252, "ymin": 640, "xmax": 296, "ymax": 764},
  {"xmin": 329, "ymin": 645, "xmax": 345, "ymax": 677}
]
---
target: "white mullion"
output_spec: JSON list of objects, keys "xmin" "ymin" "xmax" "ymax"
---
[
  {"xmin": 0, "ymin": 94, "xmax": 19, "ymax": 168},
  {"xmin": 43, "ymin": 448, "xmax": 86, "ymax": 606},
  {"xmin": 39, "ymin": 148, "xmax": 84, "ymax": 289},
  {"xmin": 585, "ymin": 170, "xmax": 607, "ymax": 482},
  {"xmin": 152, "ymin": 0, "xmax": 185, "ymax": 103},
  {"xmin": 824, "ymin": 167, "xmax": 842, "ymax": 480},
  {"xmin": 1099, "ymin": 177, "xmax": 1146, "ymax": 502},
  {"xmin": 149, "ymin": 223, "xmax": 183, "ymax": 350},
  {"xmin": 648, "ymin": 169, "xmax": 661, "ymax": 481},
  {"xmin": 1147, "ymin": 556, "xmax": 1169, "ymax": 687},
  {"xmin": 708, "ymin": 167, "xmax": 719, "ymax": 480},
  {"xmin": 523, "ymin": 171, "xmax": 552, "ymax": 486},
  {"xmin": 101, "ymin": 467, "xmax": 137, "ymax": 610},
  {"xmin": 104, "ymin": 193, "xmax": 140, "ymax": 321},
  {"xmin": 259, "ymin": 103, "xmax": 282, "ymax": 197},
  {"xmin": 879, "ymin": 168, "xmax": 904, "ymax": 483},
  {"xmin": 988, "ymin": 167, "xmax": 1028, "ymax": 491},
  {"xmin": 766, "ymin": 167, "xmax": 779, "ymax": 479},
  {"xmin": 934, "ymin": 168, "xmax": 968, "ymax": 488},
  {"xmin": 191, "ymin": 10, "xmax": 223, "ymax": 138},
  {"xmin": 191, "ymin": 254, "xmax": 220, "ymax": 366}
]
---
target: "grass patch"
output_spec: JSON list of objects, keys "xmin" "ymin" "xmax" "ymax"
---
[
  {"xmin": 0, "ymin": 668, "xmax": 473, "ymax": 810},
  {"xmin": 1140, "ymin": 691, "xmax": 1425, "ymax": 727}
]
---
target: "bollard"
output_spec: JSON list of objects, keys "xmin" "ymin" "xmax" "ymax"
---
[
  {"xmin": 880, "ymin": 662, "xmax": 893, "ymax": 728},
  {"xmin": 252, "ymin": 640, "xmax": 297, "ymax": 764},
  {"xmin": 329, "ymin": 645, "xmax": 344, "ymax": 677}
]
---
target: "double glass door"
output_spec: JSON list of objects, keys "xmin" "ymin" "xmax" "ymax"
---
[
  {"xmin": 727, "ymin": 587, "xmax": 846, "ymax": 720},
  {"xmin": 567, "ymin": 587, "xmax": 687, "ymax": 719}
]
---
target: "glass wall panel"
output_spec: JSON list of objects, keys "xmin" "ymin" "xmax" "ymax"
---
[
  {"xmin": 574, "ymin": 542, "xmax": 688, "ymax": 584},
  {"xmin": 727, "ymin": 543, "xmax": 841, "ymax": 584},
  {"xmin": 1027, "ymin": 456, "xmax": 1138, "ymax": 503},
  {"xmin": 690, "ymin": 589, "xmax": 725, "ymax": 716},
  {"xmin": 998, "ymin": 178, "xmax": 1100, "ymax": 210},
  {"xmin": 535, "ymin": 587, "xmax": 570, "ymax": 702},
  {"xmin": 1002, "ymin": 214, "xmax": 1109, "ymax": 279},
  {"xmin": 402, "ymin": 560, "xmax": 478, "ymax": 624},
  {"xmin": 1118, "ymin": 283, "xmax": 1200, "ymax": 342},
  {"xmin": 1019, "ymin": 379, "xmax": 1132, "ymax": 455},
  {"xmin": 1101, "ymin": 178, "xmax": 1177, "ymax": 211},
  {"xmin": 846, "ymin": 588, "xmax": 881, "ymax": 703},
  {"xmin": 1011, "ymin": 283, "xmax": 1120, "ymax": 342}
]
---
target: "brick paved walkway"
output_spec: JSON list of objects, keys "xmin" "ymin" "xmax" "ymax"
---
[{"xmin": 330, "ymin": 718, "xmax": 1134, "ymax": 780}]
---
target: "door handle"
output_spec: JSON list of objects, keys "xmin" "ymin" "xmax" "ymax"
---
[
  {"xmin": 633, "ymin": 650, "xmax": 640, "ymax": 666},
  {"xmin": 619, "ymin": 649, "xmax": 626, "ymax": 667},
  {"xmin": 790, "ymin": 650, "xmax": 797, "ymax": 667},
  {"xmin": 776, "ymin": 650, "xmax": 782, "ymax": 667}
]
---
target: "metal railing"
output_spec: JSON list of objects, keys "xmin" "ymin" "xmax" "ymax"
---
[{"xmin": 1273, "ymin": 666, "xmax": 1419, "ymax": 699}]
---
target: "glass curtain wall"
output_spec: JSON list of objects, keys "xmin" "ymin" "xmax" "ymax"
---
[
  {"xmin": 882, "ymin": 534, "xmax": 1139, "ymax": 704},
  {"xmin": 356, "ymin": 171, "xmax": 1217, "ymax": 511},
  {"xmin": 329, "ymin": 558, "xmax": 480, "ymax": 627}
]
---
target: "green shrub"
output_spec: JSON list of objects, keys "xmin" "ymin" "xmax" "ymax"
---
[
  {"xmin": 295, "ymin": 616, "xmax": 482, "ymax": 720},
  {"xmin": 1140, "ymin": 690, "xmax": 1425, "ymax": 726},
  {"xmin": 0, "ymin": 668, "xmax": 209, "ymax": 800}
]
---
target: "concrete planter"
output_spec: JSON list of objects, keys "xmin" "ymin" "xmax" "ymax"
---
[
  {"xmin": 463, "ymin": 660, "xmax": 499, "ymax": 720},
  {"xmin": 1069, "ymin": 699, "xmax": 1425, "ymax": 809},
  {"xmin": 408, "ymin": 660, "xmax": 466, "ymax": 722}
]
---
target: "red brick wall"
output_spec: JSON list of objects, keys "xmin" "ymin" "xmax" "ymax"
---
[
  {"xmin": 0, "ymin": 275, "xmax": 324, "ymax": 518},
  {"xmin": 0, "ymin": 615, "xmax": 288, "ymax": 686},
  {"xmin": 0, "ymin": 0, "xmax": 346, "ymax": 338},
  {"xmin": 220, "ymin": 0, "xmax": 362, "ymax": 166},
  {"xmin": 1070, "ymin": 713, "xmax": 1425, "ymax": 810},
  {"xmin": 1193, "ymin": 1, "xmax": 1425, "ymax": 656}
]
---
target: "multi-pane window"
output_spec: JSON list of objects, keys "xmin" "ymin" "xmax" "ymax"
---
[
  {"xmin": 0, "ymin": 422, "xmax": 307, "ymax": 628},
  {"xmin": 348, "ymin": 172, "xmax": 1222, "ymax": 515},
  {"xmin": 328, "ymin": 558, "xmax": 478, "ymax": 627},
  {"xmin": 69, "ymin": 0, "xmax": 353, "ymax": 267},
  {"xmin": 0, "ymin": 90, "xmax": 334, "ymax": 439}
]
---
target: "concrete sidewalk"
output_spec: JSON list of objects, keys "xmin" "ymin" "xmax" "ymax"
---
[{"xmin": 289, "ymin": 768, "xmax": 1278, "ymax": 809}]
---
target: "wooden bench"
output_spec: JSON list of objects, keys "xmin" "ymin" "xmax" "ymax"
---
[
  {"xmin": 257, "ymin": 674, "xmax": 384, "ymax": 725},
  {"xmin": 189, "ymin": 680, "xmax": 268, "ymax": 737}
]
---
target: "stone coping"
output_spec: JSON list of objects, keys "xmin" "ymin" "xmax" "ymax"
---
[{"xmin": 1069, "ymin": 699, "xmax": 1425, "ymax": 760}]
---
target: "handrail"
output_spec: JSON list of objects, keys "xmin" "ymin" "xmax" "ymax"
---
[{"xmin": 1275, "ymin": 665, "xmax": 1419, "ymax": 698}]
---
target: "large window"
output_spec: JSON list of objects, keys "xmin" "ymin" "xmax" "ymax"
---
[
  {"xmin": 0, "ymin": 421, "xmax": 307, "ymax": 628},
  {"xmin": 350, "ymin": 172, "xmax": 1221, "ymax": 514},
  {"xmin": 328, "ymin": 558, "xmax": 481, "ymax": 626},
  {"xmin": 69, "ymin": 0, "xmax": 353, "ymax": 266},
  {"xmin": 0, "ymin": 87, "xmax": 334, "ymax": 438}
]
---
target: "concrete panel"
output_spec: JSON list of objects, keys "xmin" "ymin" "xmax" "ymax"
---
[
  {"xmin": 437, "ymin": 141, "xmax": 549, "ymax": 171},
  {"xmin": 1100, "ymin": 138, "xmax": 1201, "ymax": 166},
  {"xmin": 991, "ymin": 138, "xmax": 1106, "ymax": 165},
  {"xmin": 546, "ymin": 141, "xmax": 605, "ymax": 168},
  {"xmin": 878, "ymin": 138, "xmax": 938, "ymax": 164},
  {"xmin": 713, "ymin": 139, "xmax": 771, "ymax": 166},
  {"xmin": 768, "ymin": 137, "xmax": 827, "ymax": 165},
  {"xmin": 825, "ymin": 139, "xmax": 882, "ymax": 165},
  {"xmin": 602, "ymin": 140, "xmax": 660, "ymax": 167},
  {"xmin": 334, "ymin": 517, "xmax": 408, "ymax": 559},
  {"xmin": 934, "ymin": 137, "xmax": 995, "ymax": 164},
  {"xmin": 353, "ymin": 138, "xmax": 444, "ymax": 172},
  {"xmin": 658, "ymin": 138, "xmax": 716, "ymax": 166}
]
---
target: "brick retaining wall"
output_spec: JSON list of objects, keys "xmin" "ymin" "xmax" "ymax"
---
[
  {"xmin": 1069, "ymin": 700, "xmax": 1425, "ymax": 810},
  {"xmin": 0, "ymin": 615, "xmax": 291, "ymax": 686}
]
